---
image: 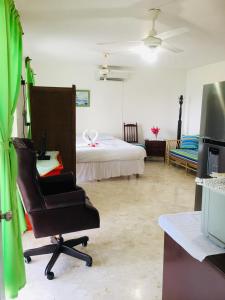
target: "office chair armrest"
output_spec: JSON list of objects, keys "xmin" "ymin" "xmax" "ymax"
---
[
  {"xmin": 44, "ymin": 188, "xmax": 86, "ymax": 209},
  {"xmin": 38, "ymin": 172, "xmax": 76, "ymax": 195}
]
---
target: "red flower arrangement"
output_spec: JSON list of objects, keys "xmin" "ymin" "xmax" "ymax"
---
[{"xmin": 151, "ymin": 126, "xmax": 160, "ymax": 139}]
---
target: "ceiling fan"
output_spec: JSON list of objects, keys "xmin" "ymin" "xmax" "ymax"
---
[
  {"xmin": 98, "ymin": 53, "xmax": 110, "ymax": 80},
  {"xmin": 98, "ymin": 53, "xmax": 128, "ymax": 81},
  {"xmin": 98, "ymin": 8, "xmax": 189, "ymax": 58},
  {"xmin": 141, "ymin": 8, "xmax": 187, "ymax": 53}
]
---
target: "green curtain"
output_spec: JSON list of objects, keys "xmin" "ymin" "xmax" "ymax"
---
[
  {"xmin": 0, "ymin": 0, "xmax": 26, "ymax": 298},
  {"xmin": 25, "ymin": 57, "xmax": 35, "ymax": 138}
]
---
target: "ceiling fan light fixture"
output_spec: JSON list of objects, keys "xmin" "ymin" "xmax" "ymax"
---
[
  {"xmin": 143, "ymin": 36, "xmax": 162, "ymax": 48},
  {"xmin": 142, "ymin": 51, "xmax": 158, "ymax": 63},
  {"xmin": 130, "ymin": 45, "xmax": 158, "ymax": 63},
  {"xmin": 99, "ymin": 67, "xmax": 110, "ymax": 76}
]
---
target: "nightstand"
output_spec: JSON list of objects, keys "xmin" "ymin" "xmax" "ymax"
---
[{"xmin": 145, "ymin": 140, "xmax": 166, "ymax": 162}]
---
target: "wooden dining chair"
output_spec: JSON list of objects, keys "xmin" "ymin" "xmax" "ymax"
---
[{"xmin": 123, "ymin": 123, "xmax": 138, "ymax": 143}]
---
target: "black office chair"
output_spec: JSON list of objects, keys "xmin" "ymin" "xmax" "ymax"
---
[{"xmin": 13, "ymin": 138, "xmax": 100, "ymax": 280}]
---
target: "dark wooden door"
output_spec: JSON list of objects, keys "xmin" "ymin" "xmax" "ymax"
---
[{"xmin": 30, "ymin": 85, "xmax": 76, "ymax": 173}]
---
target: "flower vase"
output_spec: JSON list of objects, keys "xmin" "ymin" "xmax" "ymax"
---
[{"xmin": 150, "ymin": 126, "xmax": 160, "ymax": 141}]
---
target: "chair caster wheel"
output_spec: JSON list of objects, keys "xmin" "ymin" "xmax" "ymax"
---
[
  {"xmin": 82, "ymin": 241, "xmax": 88, "ymax": 247},
  {"xmin": 86, "ymin": 258, "xmax": 92, "ymax": 267},
  {"xmin": 25, "ymin": 256, "xmax": 31, "ymax": 264},
  {"xmin": 46, "ymin": 271, "xmax": 54, "ymax": 280}
]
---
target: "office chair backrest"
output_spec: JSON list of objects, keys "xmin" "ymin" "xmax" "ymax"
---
[
  {"xmin": 123, "ymin": 123, "xmax": 138, "ymax": 143},
  {"xmin": 13, "ymin": 138, "xmax": 45, "ymax": 212}
]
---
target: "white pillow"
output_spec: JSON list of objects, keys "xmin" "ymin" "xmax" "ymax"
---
[{"xmin": 97, "ymin": 133, "xmax": 115, "ymax": 141}]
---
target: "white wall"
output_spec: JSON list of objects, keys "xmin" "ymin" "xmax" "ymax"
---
[
  {"xmin": 123, "ymin": 68, "xmax": 186, "ymax": 141},
  {"xmin": 185, "ymin": 60, "xmax": 225, "ymax": 134},
  {"xmin": 14, "ymin": 89, "xmax": 24, "ymax": 138},
  {"xmin": 13, "ymin": 60, "xmax": 26, "ymax": 138},
  {"xmin": 14, "ymin": 58, "xmax": 225, "ymax": 141},
  {"xmin": 31, "ymin": 60, "xmax": 186, "ymax": 142}
]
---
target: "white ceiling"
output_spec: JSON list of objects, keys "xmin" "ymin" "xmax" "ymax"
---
[{"xmin": 16, "ymin": 0, "xmax": 225, "ymax": 69}]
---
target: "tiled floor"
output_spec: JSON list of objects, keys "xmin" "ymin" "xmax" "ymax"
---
[{"xmin": 17, "ymin": 162, "xmax": 195, "ymax": 300}]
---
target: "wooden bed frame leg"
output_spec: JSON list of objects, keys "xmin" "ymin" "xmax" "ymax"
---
[
  {"xmin": 136, "ymin": 174, "xmax": 139, "ymax": 179},
  {"xmin": 128, "ymin": 175, "xmax": 130, "ymax": 180}
]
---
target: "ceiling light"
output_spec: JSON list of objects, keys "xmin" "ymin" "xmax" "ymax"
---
[
  {"xmin": 130, "ymin": 45, "xmax": 159, "ymax": 63},
  {"xmin": 99, "ymin": 67, "xmax": 110, "ymax": 81},
  {"xmin": 99, "ymin": 68, "xmax": 109, "ymax": 76}
]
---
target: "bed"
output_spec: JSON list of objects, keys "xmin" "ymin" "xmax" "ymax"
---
[{"xmin": 76, "ymin": 135, "xmax": 146, "ymax": 182}]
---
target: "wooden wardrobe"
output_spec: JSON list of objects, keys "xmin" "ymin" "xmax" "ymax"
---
[{"xmin": 30, "ymin": 85, "xmax": 76, "ymax": 173}]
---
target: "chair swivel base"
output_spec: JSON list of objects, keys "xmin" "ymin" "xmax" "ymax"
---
[{"xmin": 24, "ymin": 235, "xmax": 92, "ymax": 280}]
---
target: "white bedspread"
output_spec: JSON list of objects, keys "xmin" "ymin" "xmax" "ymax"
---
[{"xmin": 76, "ymin": 136, "xmax": 146, "ymax": 163}]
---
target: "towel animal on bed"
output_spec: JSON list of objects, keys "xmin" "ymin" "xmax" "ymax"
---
[{"xmin": 82, "ymin": 129, "xmax": 98, "ymax": 147}]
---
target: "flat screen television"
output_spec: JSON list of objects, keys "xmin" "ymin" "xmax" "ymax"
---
[{"xmin": 37, "ymin": 132, "xmax": 50, "ymax": 160}]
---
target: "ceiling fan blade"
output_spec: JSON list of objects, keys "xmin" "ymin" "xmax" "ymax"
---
[
  {"xmin": 157, "ymin": 27, "xmax": 189, "ymax": 40},
  {"xmin": 98, "ymin": 65, "xmax": 121, "ymax": 70},
  {"xmin": 109, "ymin": 65, "xmax": 124, "ymax": 69},
  {"xmin": 161, "ymin": 42, "xmax": 184, "ymax": 53},
  {"xmin": 109, "ymin": 65, "xmax": 134, "ymax": 71},
  {"xmin": 99, "ymin": 77, "xmax": 124, "ymax": 82},
  {"xmin": 106, "ymin": 77, "xmax": 124, "ymax": 82},
  {"xmin": 97, "ymin": 41, "xmax": 121, "ymax": 46},
  {"xmin": 98, "ymin": 65, "xmax": 134, "ymax": 72}
]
